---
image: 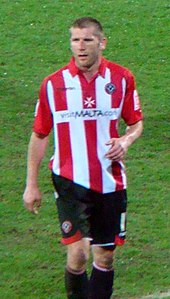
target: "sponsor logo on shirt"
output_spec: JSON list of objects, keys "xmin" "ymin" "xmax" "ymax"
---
[
  {"xmin": 56, "ymin": 87, "xmax": 75, "ymax": 91},
  {"xmin": 54, "ymin": 108, "xmax": 120, "ymax": 123}
]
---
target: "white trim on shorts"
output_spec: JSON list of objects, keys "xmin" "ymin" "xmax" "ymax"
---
[{"xmin": 92, "ymin": 242, "xmax": 115, "ymax": 247}]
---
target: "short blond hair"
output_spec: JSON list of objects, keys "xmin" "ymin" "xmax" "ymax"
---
[{"xmin": 70, "ymin": 17, "xmax": 104, "ymax": 39}]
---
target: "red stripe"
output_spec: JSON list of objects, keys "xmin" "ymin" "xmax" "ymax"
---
[
  {"xmin": 50, "ymin": 70, "xmax": 67, "ymax": 111},
  {"xmin": 79, "ymin": 75, "xmax": 103, "ymax": 192},
  {"xmin": 110, "ymin": 120, "xmax": 119, "ymax": 139},
  {"xmin": 110, "ymin": 120, "xmax": 124, "ymax": 191},
  {"xmin": 111, "ymin": 162, "xmax": 124, "ymax": 191},
  {"xmin": 85, "ymin": 121, "xmax": 103, "ymax": 192},
  {"xmin": 51, "ymin": 71, "xmax": 73, "ymax": 179},
  {"xmin": 109, "ymin": 68, "xmax": 125, "ymax": 190},
  {"xmin": 33, "ymin": 78, "xmax": 53, "ymax": 135},
  {"xmin": 58, "ymin": 123, "xmax": 73, "ymax": 180},
  {"xmin": 110, "ymin": 66, "xmax": 123, "ymax": 108},
  {"xmin": 61, "ymin": 230, "xmax": 82, "ymax": 245}
]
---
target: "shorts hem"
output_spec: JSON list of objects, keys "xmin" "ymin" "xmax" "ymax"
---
[
  {"xmin": 61, "ymin": 230, "xmax": 83, "ymax": 245},
  {"xmin": 91, "ymin": 235, "xmax": 126, "ymax": 247}
]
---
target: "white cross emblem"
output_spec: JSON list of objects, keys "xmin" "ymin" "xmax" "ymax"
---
[{"xmin": 84, "ymin": 97, "xmax": 95, "ymax": 108}]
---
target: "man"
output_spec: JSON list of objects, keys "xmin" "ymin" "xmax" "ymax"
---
[{"xmin": 23, "ymin": 17, "xmax": 143, "ymax": 299}]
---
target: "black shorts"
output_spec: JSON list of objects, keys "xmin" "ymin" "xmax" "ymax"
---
[{"xmin": 52, "ymin": 174, "xmax": 127, "ymax": 247}]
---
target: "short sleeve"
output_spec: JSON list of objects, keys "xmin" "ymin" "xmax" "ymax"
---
[
  {"xmin": 33, "ymin": 77, "xmax": 53, "ymax": 135},
  {"xmin": 121, "ymin": 70, "xmax": 143, "ymax": 125}
]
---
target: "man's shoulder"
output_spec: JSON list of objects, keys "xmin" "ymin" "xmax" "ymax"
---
[
  {"xmin": 45, "ymin": 64, "xmax": 69, "ymax": 81},
  {"xmin": 104, "ymin": 58, "xmax": 133, "ymax": 77}
]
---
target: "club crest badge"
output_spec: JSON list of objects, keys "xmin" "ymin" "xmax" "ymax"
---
[
  {"xmin": 105, "ymin": 83, "xmax": 116, "ymax": 95},
  {"xmin": 62, "ymin": 221, "xmax": 72, "ymax": 234}
]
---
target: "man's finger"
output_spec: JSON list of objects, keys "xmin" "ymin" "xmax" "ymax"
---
[{"xmin": 32, "ymin": 207, "xmax": 39, "ymax": 215}]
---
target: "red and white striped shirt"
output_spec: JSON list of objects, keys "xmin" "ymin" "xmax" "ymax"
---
[{"xmin": 33, "ymin": 57, "xmax": 143, "ymax": 193}]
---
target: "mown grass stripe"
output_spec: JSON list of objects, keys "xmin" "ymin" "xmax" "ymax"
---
[{"xmin": 140, "ymin": 290, "xmax": 170, "ymax": 299}]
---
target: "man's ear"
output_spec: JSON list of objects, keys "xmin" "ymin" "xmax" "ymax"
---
[{"xmin": 100, "ymin": 38, "xmax": 107, "ymax": 50}]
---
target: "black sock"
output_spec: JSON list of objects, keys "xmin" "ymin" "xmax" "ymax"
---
[
  {"xmin": 65, "ymin": 268, "xmax": 89, "ymax": 299},
  {"xmin": 89, "ymin": 264, "xmax": 114, "ymax": 299}
]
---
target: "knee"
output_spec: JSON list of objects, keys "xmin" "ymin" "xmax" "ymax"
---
[
  {"xmin": 98, "ymin": 251, "xmax": 113, "ymax": 269},
  {"xmin": 68, "ymin": 247, "xmax": 89, "ymax": 270},
  {"xmin": 67, "ymin": 240, "xmax": 89, "ymax": 271},
  {"xmin": 93, "ymin": 248, "xmax": 114, "ymax": 270}
]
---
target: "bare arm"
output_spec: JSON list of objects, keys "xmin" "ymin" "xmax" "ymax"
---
[
  {"xmin": 105, "ymin": 120, "xmax": 143, "ymax": 161},
  {"xmin": 23, "ymin": 132, "xmax": 49, "ymax": 213}
]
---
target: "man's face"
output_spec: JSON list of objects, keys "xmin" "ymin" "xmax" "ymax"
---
[{"xmin": 70, "ymin": 26, "xmax": 106, "ymax": 70}]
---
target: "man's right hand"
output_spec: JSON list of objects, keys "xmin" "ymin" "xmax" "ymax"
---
[{"xmin": 23, "ymin": 186, "xmax": 42, "ymax": 214}]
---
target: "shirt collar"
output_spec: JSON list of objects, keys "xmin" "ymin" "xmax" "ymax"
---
[{"xmin": 68, "ymin": 56, "xmax": 107, "ymax": 78}]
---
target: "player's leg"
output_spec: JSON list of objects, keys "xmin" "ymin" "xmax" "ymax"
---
[
  {"xmin": 88, "ymin": 189, "xmax": 127, "ymax": 299},
  {"xmin": 65, "ymin": 238, "xmax": 90, "ymax": 299},
  {"xmin": 52, "ymin": 174, "xmax": 91, "ymax": 298},
  {"xmin": 89, "ymin": 245, "xmax": 115, "ymax": 299}
]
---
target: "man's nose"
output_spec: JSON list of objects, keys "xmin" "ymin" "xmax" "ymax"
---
[{"xmin": 79, "ymin": 40, "xmax": 85, "ymax": 50}]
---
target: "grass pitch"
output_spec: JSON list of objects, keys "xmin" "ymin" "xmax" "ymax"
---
[{"xmin": 1, "ymin": 1, "xmax": 169, "ymax": 298}]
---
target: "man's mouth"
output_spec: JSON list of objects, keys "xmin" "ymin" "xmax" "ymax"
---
[{"xmin": 78, "ymin": 54, "xmax": 88, "ymax": 58}]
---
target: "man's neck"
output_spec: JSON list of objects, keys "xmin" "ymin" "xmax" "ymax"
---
[
  {"xmin": 78, "ymin": 57, "xmax": 102, "ymax": 82},
  {"xmin": 82, "ymin": 69, "xmax": 98, "ymax": 82}
]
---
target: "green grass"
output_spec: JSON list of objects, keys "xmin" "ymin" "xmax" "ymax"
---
[{"xmin": 1, "ymin": 0, "xmax": 169, "ymax": 298}]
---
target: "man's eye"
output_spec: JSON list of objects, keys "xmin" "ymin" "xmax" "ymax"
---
[
  {"xmin": 71, "ymin": 38, "xmax": 93, "ymax": 42},
  {"xmin": 84, "ymin": 39, "xmax": 93, "ymax": 42},
  {"xmin": 72, "ymin": 38, "xmax": 79, "ymax": 42}
]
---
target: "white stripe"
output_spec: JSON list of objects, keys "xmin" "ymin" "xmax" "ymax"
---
[
  {"xmin": 118, "ymin": 78, "xmax": 127, "ymax": 188},
  {"xmin": 119, "ymin": 231, "xmax": 126, "ymax": 237},
  {"xmin": 120, "ymin": 77, "xmax": 126, "ymax": 113},
  {"xmin": 119, "ymin": 161, "xmax": 127, "ymax": 189},
  {"xmin": 93, "ymin": 262, "xmax": 113, "ymax": 272},
  {"xmin": 47, "ymin": 80, "xmax": 60, "ymax": 174},
  {"xmin": 120, "ymin": 212, "xmax": 126, "ymax": 232},
  {"xmin": 62, "ymin": 69, "xmax": 90, "ymax": 188},
  {"xmin": 92, "ymin": 242, "xmax": 115, "ymax": 247},
  {"xmin": 96, "ymin": 68, "xmax": 117, "ymax": 193},
  {"xmin": 47, "ymin": 80, "xmax": 55, "ymax": 113}
]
